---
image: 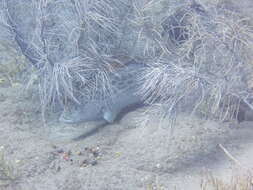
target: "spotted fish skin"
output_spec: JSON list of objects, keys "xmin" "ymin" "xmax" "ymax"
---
[{"xmin": 59, "ymin": 64, "xmax": 145, "ymax": 124}]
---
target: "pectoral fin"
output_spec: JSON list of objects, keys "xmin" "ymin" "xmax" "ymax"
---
[{"xmin": 103, "ymin": 110, "xmax": 118, "ymax": 123}]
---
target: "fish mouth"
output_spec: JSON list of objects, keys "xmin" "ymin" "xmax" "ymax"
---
[
  {"xmin": 59, "ymin": 115, "xmax": 77, "ymax": 124},
  {"xmin": 59, "ymin": 115, "xmax": 104, "ymax": 124},
  {"xmin": 59, "ymin": 113, "xmax": 89, "ymax": 124}
]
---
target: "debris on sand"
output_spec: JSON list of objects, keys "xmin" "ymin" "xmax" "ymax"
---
[{"xmin": 52, "ymin": 145, "xmax": 102, "ymax": 168}]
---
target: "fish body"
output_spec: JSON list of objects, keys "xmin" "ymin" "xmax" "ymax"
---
[{"xmin": 59, "ymin": 63, "xmax": 144, "ymax": 123}]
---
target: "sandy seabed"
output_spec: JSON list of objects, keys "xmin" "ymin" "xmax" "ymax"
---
[{"xmin": 0, "ymin": 84, "xmax": 253, "ymax": 190}]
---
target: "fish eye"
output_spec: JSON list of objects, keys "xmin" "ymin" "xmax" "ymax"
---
[{"xmin": 191, "ymin": 3, "xmax": 206, "ymax": 14}]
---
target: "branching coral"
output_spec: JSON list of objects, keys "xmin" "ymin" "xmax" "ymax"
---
[{"xmin": 1, "ymin": 0, "xmax": 253, "ymax": 123}]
